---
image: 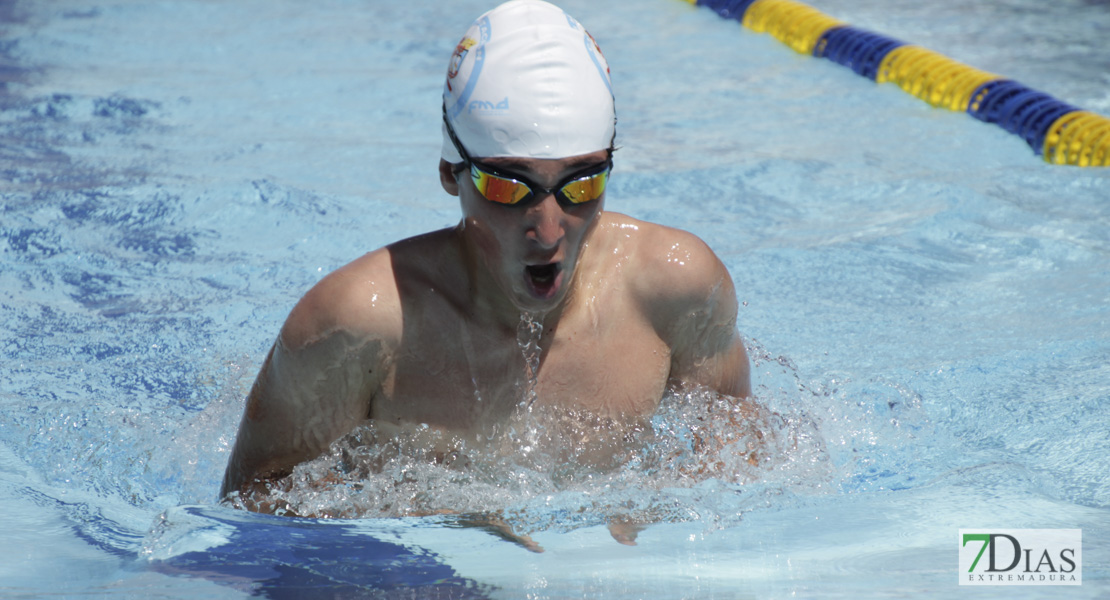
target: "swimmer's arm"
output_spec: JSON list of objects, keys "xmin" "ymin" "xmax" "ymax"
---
[
  {"xmin": 219, "ymin": 330, "xmax": 384, "ymax": 501},
  {"xmin": 636, "ymin": 227, "xmax": 768, "ymax": 490},
  {"xmin": 220, "ymin": 253, "xmax": 397, "ymax": 502},
  {"xmin": 668, "ymin": 302, "xmax": 751, "ymax": 399},
  {"xmin": 649, "ymin": 230, "xmax": 752, "ymax": 398}
]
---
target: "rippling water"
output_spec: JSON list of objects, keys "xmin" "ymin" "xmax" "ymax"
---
[{"xmin": 2, "ymin": 0, "xmax": 1109, "ymax": 597}]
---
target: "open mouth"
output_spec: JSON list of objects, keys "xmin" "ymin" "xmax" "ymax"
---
[{"xmin": 525, "ymin": 262, "xmax": 561, "ymax": 298}]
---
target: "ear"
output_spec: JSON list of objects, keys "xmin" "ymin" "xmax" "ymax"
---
[{"xmin": 439, "ymin": 159, "xmax": 460, "ymax": 196}]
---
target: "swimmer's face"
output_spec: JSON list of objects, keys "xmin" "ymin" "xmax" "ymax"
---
[{"xmin": 454, "ymin": 149, "xmax": 609, "ymax": 313}]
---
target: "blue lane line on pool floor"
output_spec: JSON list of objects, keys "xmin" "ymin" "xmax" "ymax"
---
[{"xmin": 148, "ymin": 506, "xmax": 495, "ymax": 598}]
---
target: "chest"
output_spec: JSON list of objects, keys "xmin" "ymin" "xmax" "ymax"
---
[{"xmin": 376, "ymin": 304, "xmax": 671, "ymax": 432}]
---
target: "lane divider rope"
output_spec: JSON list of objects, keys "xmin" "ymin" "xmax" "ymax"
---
[{"xmin": 682, "ymin": 0, "xmax": 1109, "ymax": 166}]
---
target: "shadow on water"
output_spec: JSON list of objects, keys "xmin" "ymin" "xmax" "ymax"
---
[{"xmin": 145, "ymin": 506, "xmax": 495, "ymax": 600}]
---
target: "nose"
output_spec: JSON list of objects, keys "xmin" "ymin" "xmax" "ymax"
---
[{"xmin": 525, "ymin": 192, "xmax": 565, "ymax": 251}]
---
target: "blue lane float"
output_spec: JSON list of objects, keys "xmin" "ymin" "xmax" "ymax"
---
[
  {"xmin": 684, "ymin": 0, "xmax": 1110, "ymax": 166},
  {"xmin": 814, "ymin": 26, "xmax": 905, "ymax": 80}
]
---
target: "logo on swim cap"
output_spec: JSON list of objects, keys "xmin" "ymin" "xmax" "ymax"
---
[
  {"xmin": 446, "ymin": 37, "xmax": 477, "ymax": 93},
  {"xmin": 468, "ymin": 97, "xmax": 510, "ymax": 115}
]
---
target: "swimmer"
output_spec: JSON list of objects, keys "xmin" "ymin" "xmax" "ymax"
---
[{"xmin": 221, "ymin": 0, "xmax": 755, "ymax": 543}]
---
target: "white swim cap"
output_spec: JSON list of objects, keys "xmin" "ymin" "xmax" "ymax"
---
[{"xmin": 441, "ymin": 0, "xmax": 616, "ymax": 162}]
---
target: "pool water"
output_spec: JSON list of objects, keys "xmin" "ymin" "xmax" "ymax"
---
[{"xmin": 2, "ymin": 0, "xmax": 1108, "ymax": 597}]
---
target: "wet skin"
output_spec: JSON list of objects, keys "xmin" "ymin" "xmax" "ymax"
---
[{"xmin": 220, "ymin": 150, "xmax": 754, "ymax": 543}]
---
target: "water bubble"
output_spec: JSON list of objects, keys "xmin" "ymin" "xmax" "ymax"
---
[
  {"xmin": 516, "ymin": 311, "xmax": 544, "ymax": 408},
  {"xmin": 224, "ymin": 338, "xmax": 935, "ymax": 537}
]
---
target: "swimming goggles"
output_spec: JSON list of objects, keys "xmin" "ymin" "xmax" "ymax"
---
[{"xmin": 443, "ymin": 106, "xmax": 612, "ymax": 206}]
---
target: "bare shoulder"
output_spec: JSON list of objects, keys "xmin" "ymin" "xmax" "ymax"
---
[
  {"xmin": 598, "ymin": 212, "xmax": 749, "ymax": 397},
  {"xmin": 281, "ymin": 245, "xmax": 402, "ymax": 352},
  {"xmin": 281, "ymin": 227, "xmax": 459, "ymax": 351},
  {"xmin": 599, "ymin": 212, "xmax": 734, "ymax": 314}
]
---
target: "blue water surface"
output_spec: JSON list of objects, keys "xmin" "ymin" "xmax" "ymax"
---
[{"xmin": 2, "ymin": 0, "xmax": 1108, "ymax": 598}]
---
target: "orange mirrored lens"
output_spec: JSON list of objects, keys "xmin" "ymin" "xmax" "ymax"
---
[
  {"xmin": 559, "ymin": 170, "xmax": 609, "ymax": 204},
  {"xmin": 472, "ymin": 168, "xmax": 530, "ymax": 204}
]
